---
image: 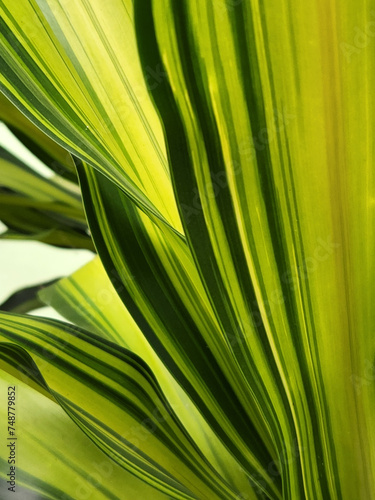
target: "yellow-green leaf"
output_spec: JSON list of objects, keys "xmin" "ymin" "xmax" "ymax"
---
[
  {"xmin": 0, "ymin": 369, "xmax": 169, "ymax": 500},
  {"xmin": 0, "ymin": 312, "xmax": 246, "ymax": 500},
  {"xmin": 0, "ymin": 0, "xmax": 182, "ymax": 233}
]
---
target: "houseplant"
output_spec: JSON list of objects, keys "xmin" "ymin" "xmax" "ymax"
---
[{"xmin": 0, "ymin": 0, "xmax": 374, "ymax": 498}]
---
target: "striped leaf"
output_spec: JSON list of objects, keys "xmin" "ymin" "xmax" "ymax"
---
[
  {"xmin": 1, "ymin": 1, "xmax": 374, "ymax": 499},
  {"xmin": 0, "ymin": 92, "xmax": 77, "ymax": 181},
  {"xmin": 39, "ymin": 256, "xmax": 254, "ymax": 497},
  {"xmin": 0, "ymin": 0, "xmax": 182, "ymax": 233},
  {"xmin": 0, "ymin": 312, "xmax": 246, "ymax": 499},
  {"xmin": 0, "ymin": 278, "xmax": 59, "ymax": 314},
  {"xmin": 0, "ymin": 146, "xmax": 93, "ymax": 249},
  {"xmin": 0, "ymin": 227, "xmax": 94, "ymax": 251},
  {"xmin": 133, "ymin": 1, "xmax": 375, "ymax": 498},
  {"xmin": 0, "ymin": 368, "xmax": 169, "ymax": 500},
  {"xmin": 0, "ymin": 147, "xmax": 81, "ymax": 207},
  {"xmin": 76, "ymin": 162, "xmax": 281, "ymax": 498}
]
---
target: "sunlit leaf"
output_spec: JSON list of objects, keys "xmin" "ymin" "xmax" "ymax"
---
[
  {"xmin": 0, "ymin": 312, "xmax": 246, "ymax": 499},
  {"xmin": 0, "ymin": 370, "xmax": 169, "ymax": 500}
]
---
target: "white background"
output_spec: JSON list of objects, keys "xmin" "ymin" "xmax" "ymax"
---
[{"xmin": 0, "ymin": 124, "xmax": 93, "ymax": 318}]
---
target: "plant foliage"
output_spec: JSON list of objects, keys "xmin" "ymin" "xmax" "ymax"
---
[{"xmin": 0, "ymin": 1, "xmax": 374, "ymax": 499}]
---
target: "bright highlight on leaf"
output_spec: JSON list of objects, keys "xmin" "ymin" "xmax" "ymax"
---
[{"xmin": 0, "ymin": 0, "xmax": 374, "ymax": 499}]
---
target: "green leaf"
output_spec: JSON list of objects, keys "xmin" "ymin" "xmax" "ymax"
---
[
  {"xmin": 0, "ymin": 368, "xmax": 169, "ymax": 499},
  {"xmin": 75, "ymin": 161, "xmax": 281, "ymax": 499},
  {"xmin": 0, "ymin": 0, "xmax": 182, "ymax": 234},
  {"xmin": 0, "ymin": 312, "xmax": 245, "ymax": 500},
  {"xmin": 0, "ymin": 92, "xmax": 76, "ymax": 180},
  {"xmin": 134, "ymin": 1, "xmax": 375, "ymax": 499},
  {"xmin": 0, "ymin": 147, "xmax": 94, "ymax": 250},
  {"xmin": 2, "ymin": 1, "xmax": 374, "ymax": 499},
  {"xmin": 0, "ymin": 194, "xmax": 83, "ymax": 222},
  {"xmin": 0, "ymin": 147, "xmax": 81, "ymax": 207},
  {"xmin": 0, "ymin": 227, "xmax": 95, "ymax": 251},
  {"xmin": 0, "ymin": 279, "xmax": 59, "ymax": 314},
  {"xmin": 39, "ymin": 256, "xmax": 255, "ymax": 497}
]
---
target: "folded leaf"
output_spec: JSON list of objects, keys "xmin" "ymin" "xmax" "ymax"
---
[{"xmin": 0, "ymin": 0, "xmax": 182, "ymax": 234}]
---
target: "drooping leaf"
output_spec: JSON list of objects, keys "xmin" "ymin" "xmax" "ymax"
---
[
  {"xmin": 0, "ymin": 368, "xmax": 169, "ymax": 500},
  {"xmin": 39, "ymin": 256, "xmax": 254, "ymax": 497},
  {"xmin": 0, "ymin": 312, "xmax": 246, "ymax": 500},
  {"xmin": 0, "ymin": 0, "xmax": 182, "ymax": 234}
]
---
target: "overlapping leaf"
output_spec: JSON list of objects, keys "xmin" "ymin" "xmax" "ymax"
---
[
  {"xmin": 0, "ymin": 312, "xmax": 246, "ymax": 499},
  {"xmin": 133, "ymin": 1, "xmax": 375, "ymax": 498},
  {"xmin": 0, "ymin": 371, "xmax": 168, "ymax": 500},
  {"xmin": 0, "ymin": 0, "xmax": 182, "ymax": 233},
  {"xmin": 76, "ymin": 162, "xmax": 281, "ymax": 498},
  {"xmin": 0, "ymin": 92, "xmax": 77, "ymax": 181},
  {"xmin": 0, "ymin": 145, "xmax": 93, "ymax": 249},
  {"xmin": 39, "ymin": 256, "xmax": 253, "ymax": 497},
  {"xmin": 0, "ymin": 1, "xmax": 374, "ymax": 499}
]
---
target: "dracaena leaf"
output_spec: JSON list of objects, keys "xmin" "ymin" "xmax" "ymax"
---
[
  {"xmin": 0, "ymin": 369, "xmax": 169, "ymax": 500},
  {"xmin": 75, "ymin": 161, "xmax": 281, "ymax": 499},
  {"xmin": 133, "ymin": 1, "xmax": 375, "ymax": 498},
  {"xmin": 0, "ymin": 0, "xmax": 182, "ymax": 234},
  {"xmin": 1, "ymin": 0, "xmax": 375, "ymax": 499},
  {"xmin": 0, "ymin": 146, "xmax": 93, "ymax": 249},
  {"xmin": 0, "ymin": 312, "xmax": 247, "ymax": 500},
  {"xmin": 0, "ymin": 278, "xmax": 59, "ymax": 314},
  {"xmin": 0, "ymin": 92, "xmax": 77, "ymax": 182},
  {"xmin": 39, "ymin": 256, "xmax": 255, "ymax": 497}
]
